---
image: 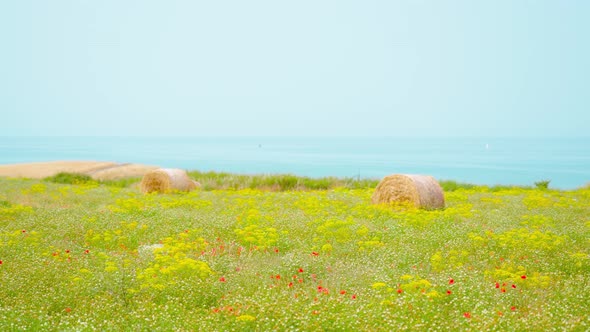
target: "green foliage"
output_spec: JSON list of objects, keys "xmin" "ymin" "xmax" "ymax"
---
[
  {"xmin": 439, "ymin": 180, "xmax": 476, "ymax": 191},
  {"xmin": 260, "ymin": 174, "xmax": 299, "ymax": 190},
  {"xmin": 44, "ymin": 172, "xmax": 95, "ymax": 185},
  {"xmin": 534, "ymin": 179, "xmax": 551, "ymax": 190}
]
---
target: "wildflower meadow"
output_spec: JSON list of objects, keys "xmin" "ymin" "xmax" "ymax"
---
[{"xmin": 0, "ymin": 176, "xmax": 588, "ymax": 331}]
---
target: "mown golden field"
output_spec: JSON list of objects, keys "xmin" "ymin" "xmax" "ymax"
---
[{"xmin": 0, "ymin": 177, "xmax": 588, "ymax": 331}]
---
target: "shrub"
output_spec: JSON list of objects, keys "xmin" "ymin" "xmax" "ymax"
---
[
  {"xmin": 44, "ymin": 172, "xmax": 95, "ymax": 185},
  {"xmin": 534, "ymin": 180, "xmax": 551, "ymax": 190}
]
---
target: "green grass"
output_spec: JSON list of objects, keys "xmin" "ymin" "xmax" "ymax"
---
[
  {"xmin": 187, "ymin": 170, "xmax": 380, "ymax": 191},
  {"xmin": 0, "ymin": 176, "xmax": 588, "ymax": 331},
  {"xmin": 43, "ymin": 170, "xmax": 535, "ymax": 193}
]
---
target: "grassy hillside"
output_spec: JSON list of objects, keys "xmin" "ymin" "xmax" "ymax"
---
[{"xmin": 0, "ymin": 176, "xmax": 588, "ymax": 331}]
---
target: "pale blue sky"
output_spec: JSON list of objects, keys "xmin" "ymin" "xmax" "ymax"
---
[{"xmin": 1, "ymin": 1, "xmax": 588, "ymax": 137}]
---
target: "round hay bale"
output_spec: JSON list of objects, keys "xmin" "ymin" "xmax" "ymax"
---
[
  {"xmin": 371, "ymin": 174, "xmax": 445, "ymax": 210},
  {"xmin": 140, "ymin": 168, "xmax": 198, "ymax": 194}
]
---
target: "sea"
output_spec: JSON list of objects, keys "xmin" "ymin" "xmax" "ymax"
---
[{"xmin": 1, "ymin": 136, "xmax": 589, "ymax": 189}]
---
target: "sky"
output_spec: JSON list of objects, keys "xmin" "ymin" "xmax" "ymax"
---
[{"xmin": 0, "ymin": 0, "xmax": 588, "ymax": 137}]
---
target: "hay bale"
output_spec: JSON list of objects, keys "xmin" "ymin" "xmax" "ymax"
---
[
  {"xmin": 140, "ymin": 168, "xmax": 199, "ymax": 194},
  {"xmin": 371, "ymin": 174, "xmax": 445, "ymax": 210}
]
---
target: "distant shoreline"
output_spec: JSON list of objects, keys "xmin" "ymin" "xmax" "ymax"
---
[
  {"xmin": 2, "ymin": 160, "xmax": 588, "ymax": 192},
  {"xmin": 0, "ymin": 161, "xmax": 158, "ymax": 180}
]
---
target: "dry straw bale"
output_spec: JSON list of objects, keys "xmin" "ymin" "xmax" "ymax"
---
[
  {"xmin": 140, "ymin": 168, "xmax": 200, "ymax": 194},
  {"xmin": 371, "ymin": 174, "xmax": 445, "ymax": 210}
]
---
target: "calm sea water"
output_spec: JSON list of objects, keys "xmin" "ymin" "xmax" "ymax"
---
[{"xmin": 1, "ymin": 136, "xmax": 589, "ymax": 189}]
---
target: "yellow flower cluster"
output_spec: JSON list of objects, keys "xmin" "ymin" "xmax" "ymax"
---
[
  {"xmin": 373, "ymin": 275, "xmax": 440, "ymax": 303},
  {"xmin": 485, "ymin": 263, "xmax": 550, "ymax": 289},
  {"xmin": 137, "ymin": 231, "xmax": 212, "ymax": 291},
  {"xmin": 107, "ymin": 197, "xmax": 153, "ymax": 213},
  {"xmin": 85, "ymin": 221, "xmax": 147, "ymax": 251},
  {"xmin": 492, "ymin": 228, "xmax": 566, "ymax": 252},
  {"xmin": 159, "ymin": 196, "xmax": 212, "ymax": 209},
  {"xmin": 430, "ymin": 250, "xmax": 469, "ymax": 272},
  {"xmin": 0, "ymin": 229, "xmax": 41, "ymax": 249},
  {"xmin": 523, "ymin": 192, "xmax": 554, "ymax": 209},
  {"xmin": 234, "ymin": 209, "xmax": 278, "ymax": 250},
  {"xmin": 0, "ymin": 203, "xmax": 33, "ymax": 221}
]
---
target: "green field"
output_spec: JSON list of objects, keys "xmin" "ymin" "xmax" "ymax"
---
[{"xmin": 0, "ymin": 175, "xmax": 588, "ymax": 331}]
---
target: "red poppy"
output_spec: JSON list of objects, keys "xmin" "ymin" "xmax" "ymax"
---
[
  {"xmin": 312, "ymin": 252, "xmax": 319, "ymax": 256},
  {"xmin": 449, "ymin": 278, "xmax": 455, "ymax": 285},
  {"xmin": 397, "ymin": 289, "xmax": 403, "ymax": 294},
  {"xmin": 275, "ymin": 274, "xmax": 281, "ymax": 280},
  {"xmin": 521, "ymin": 275, "xmax": 526, "ymax": 279},
  {"xmin": 274, "ymin": 248, "xmax": 279, "ymax": 253},
  {"xmin": 351, "ymin": 294, "xmax": 357, "ymax": 299},
  {"xmin": 511, "ymin": 306, "xmax": 516, "ymax": 311},
  {"xmin": 21, "ymin": 230, "xmax": 26, "ymax": 233},
  {"xmin": 65, "ymin": 250, "xmax": 70, "ymax": 254},
  {"xmin": 495, "ymin": 282, "xmax": 500, "ymax": 289},
  {"xmin": 0, "ymin": 260, "xmax": 3, "ymax": 265},
  {"xmin": 464, "ymin": 312, "xmax": 471, "ymax": 318},
  {"xmin": 288, "ymin": 282, "xmax": 293, "ymax": 288},
  {"xmin": 446, "ymin": 290, "xmax": 452, "ymax": 295},
  {"xmin": 340, "ymin": 290, "xmax": 346, "ymax": 295},
  {"xmin": 298, "ymin": 268, "xmax": 304, "ymax": 273},
  {"xmin": 84, "ymin": 249, "xmax": 89, "ymax": 254},
  {"xmin": 219, "ymin": 277, "xmax": 226, "ymax": 282}
]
